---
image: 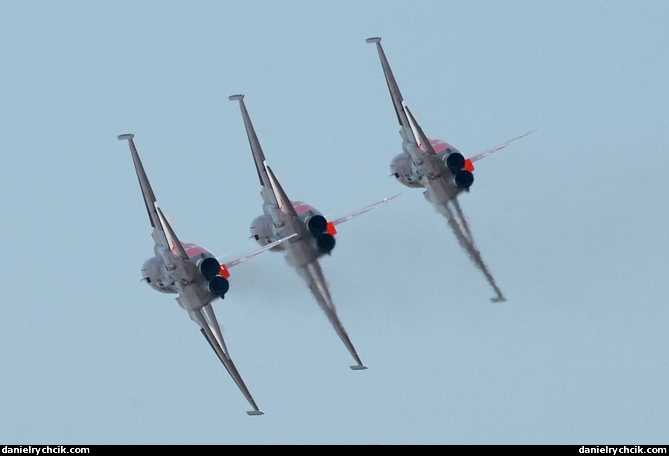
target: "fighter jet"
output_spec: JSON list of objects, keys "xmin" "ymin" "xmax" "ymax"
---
[
  {"xmin": 229, "ymin": 94, "xmax": 398, "ymax": 370},
  {"xmin": 119, "ymin": 133, "xmax": 295, "ymax": 415},
  {"xmin": 366, "ymin": 37, "xmax": 533, "ymax": 303}
]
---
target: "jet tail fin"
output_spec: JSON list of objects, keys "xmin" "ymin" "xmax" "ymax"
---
[
  {"xmin": 155, "ymin": 204, "xmax": 189, "ymax": 260},
  {"xmin": 265, "ymin": 165, "xmax": 298, "ymax": 217}
]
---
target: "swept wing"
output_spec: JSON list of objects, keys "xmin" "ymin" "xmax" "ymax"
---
[
  {"xmin": 366, "ymin": 37, "xmax": 414, "ymax": 145},
  {"xmin": 119, "ymin": 133, "xmax": 168, "ymax": 248},
  {"xmin": 297, "ymin": 261, "xmax": 367, "ymax": 370},
  {"xmin": 229, "ymin": 94, "xmax": 277, "ymax": 206}
]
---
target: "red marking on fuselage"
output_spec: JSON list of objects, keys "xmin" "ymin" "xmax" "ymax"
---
[
  {"xmin": 326, "ymin": 221, "xmax": 337, "ymax": 236},
  {"xmin": 179, "ymin": 242, "xmax": 213, "ymax": 259},
  {"xmin": 429, "ymin": 139, "xmax": 454, "ymax": 154},
  {"xmin": 291, "ymin": 201, "xmax": 318, "ymax": 216},
  {"xmin": 219, "ymin": 264, "xmax": 230, "ymax": 279},
  {"xmin": 464, "ymin": 158, "xmax": 474, "ymax": 172}
]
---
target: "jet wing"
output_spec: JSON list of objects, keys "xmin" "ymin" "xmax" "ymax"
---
[
  {"xmin": 366, "ymin": 37, "xmax": 415, "ymax": 145},
  {"xmin": 229, "ymin": 94, "xmax": 278, "ymax": 206},
  {"xmin": 296, "ymin": 261, "xmax": 367, "ymax": 370},
  {"xmin": 435, "ymin": 200, "xmax": 506, "ymax": 303},
  {"xmin": 119, "ymin": 134, "xmax": 169, "ymax": 248},
  {"xmin": 330, "ymin": 193, "xmax": 401, "ymax": 226},
  {"xmin": 188, "ymin": 304, "xmax": 264, "ymax": 416}
]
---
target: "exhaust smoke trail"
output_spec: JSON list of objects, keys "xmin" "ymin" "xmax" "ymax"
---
[
  {"xmin": 451, "ymin": 197, "xmax": 474, "ymax": 245},
  {"xmin": 437, "ymin": 200, "xmax": 506, "ymax": 303}
]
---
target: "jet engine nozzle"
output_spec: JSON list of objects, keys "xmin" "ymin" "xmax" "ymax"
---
[
  {"xmin": 316, "ymin": 233, "xmax": 336, "ymax": 254},
  {"xmin": 446, "ymin": 152, "xmax": 466, "ymax": 174},
  {"xmin": 197, "ymin": 257, "xmax": 221, "ymax": 279},
  {"xmin": 454, "ymin": 170, "xmax": 474, "ymax": 189},
  {"xmin": 307, "ymin": 214, "xmax": 328, "ymax": 236},
  {"xmin": 208, "ymin": 276, "xmax": 230, "ymax": 297}
]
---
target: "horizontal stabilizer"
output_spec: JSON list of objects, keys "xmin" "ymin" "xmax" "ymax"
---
[
  {"xmin": 330, "ymin": 193, "xmax": 400, "ymax": 226},
  {"xmin": 246, "ymin": 410, "xmax": 264, "ymax": 416},
  {"xmin": 350, "ymin": 365, "xmax": 368, "ymax": 371},
  {"xmin": 219, "ymin": 233, "xmax": 297, "ymax": 268},
  {"xmin": 366, "ymin": 36, "xmax": 382, "ymax": 43},
  {"xmin": 117, "ymin": 133, "xmax": 134, "ymax": 141},
  {"xmin": 469, "ymin": 130, "xmax": 536, "ymax": 163},
  {"xmin": 229, "ymin": 94, "xmax": 245, "ymax": 101}
]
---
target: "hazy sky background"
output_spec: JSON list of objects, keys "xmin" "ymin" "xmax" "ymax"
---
[{"xmin": 1, "ymin": 1, "xmax": 668, "ymax": 445}]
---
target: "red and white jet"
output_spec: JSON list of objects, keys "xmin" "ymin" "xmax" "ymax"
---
[
  {"xmin": 366, "ymin": 37, "xmax": 534, "ymax": 303},
  {"xmin": 119, "ymin": 133, "xmax": 295, "ymax": 416},
  {"xmin": 229, "ymin": 94, "xmax": 398, "ymax": 370}
]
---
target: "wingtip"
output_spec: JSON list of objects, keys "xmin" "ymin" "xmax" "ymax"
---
[
  {"xmin": 366, "ymin": 36, "xmax": 381, "ymax": 43},
  {"xmin": 117, "ymin": 133, "xmax": 134, "ymax": 141},
  {"xmin": 229, "ymin": 94, "xmax": 245, "ymax": 101},
  {"xmin": 247, "ymin": 410, "xmax": 264, "ymax": 416}
]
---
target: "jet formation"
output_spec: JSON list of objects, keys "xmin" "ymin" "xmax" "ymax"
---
[{"xmin": 120, "ymin": 37, "xmax": 531, "ymax": 414}]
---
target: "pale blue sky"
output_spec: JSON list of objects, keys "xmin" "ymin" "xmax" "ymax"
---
[{"xmin": 1, "ymin": 1, "xmax": 668, "ymax": 444}]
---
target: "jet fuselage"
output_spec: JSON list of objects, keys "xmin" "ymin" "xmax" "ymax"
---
[
  {"xmin": 390, "ymin": 138, "xmax": 473, "ymax": 206},
  {"xmin": 141, "ymin": 242, "xmax": 229, "ymax": 298},
  {"xmin": 250, "ymin": 200, "xmax": 336, "ymax": 265}
]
